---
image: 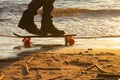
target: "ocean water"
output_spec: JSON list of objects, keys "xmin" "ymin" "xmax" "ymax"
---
[
  {"xmin": 1, "ymin": 0, "xmax": 120, "ymax": 9},
  {"xmin": 0, "ymin": 0, "xmax": 120, "ymax": 37}
]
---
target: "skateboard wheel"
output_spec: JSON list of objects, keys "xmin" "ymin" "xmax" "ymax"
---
[{"xmin": 68, "ymin": 38, "xmax": 75, "ymax": 46}]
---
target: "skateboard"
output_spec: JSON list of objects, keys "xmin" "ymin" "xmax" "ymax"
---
[{"xmin": 13, "ymin": 33, "xmax": 76, "ymax": 47}]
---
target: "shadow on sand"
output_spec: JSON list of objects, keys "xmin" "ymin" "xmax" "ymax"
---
[{"xmin": 0, "ymin": 44, "xmax": 65, "ymax": 70}]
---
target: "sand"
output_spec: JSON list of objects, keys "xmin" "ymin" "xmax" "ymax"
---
[{"xmin": 0, "ymin": 48, "xmax": 120, "ymax": 80}]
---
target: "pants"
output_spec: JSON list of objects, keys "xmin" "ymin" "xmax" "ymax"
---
[{"xmin": 23, "ymin": 0, "xmax": 55, "ymax": 28}]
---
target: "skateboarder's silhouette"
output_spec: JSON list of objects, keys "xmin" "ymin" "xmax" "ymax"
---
[{"xmin": 18, "ymin": 0, "xmax": 65, "ymax": 35}]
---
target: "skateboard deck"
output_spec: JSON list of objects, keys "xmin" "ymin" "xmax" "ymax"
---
[
  {"xmin": 13, "ymin": 33, "xmax": 76, "ymax": 47},
  {"xmin": 13, "ymin": 33, "xmax": 76, "ymax": 38}
]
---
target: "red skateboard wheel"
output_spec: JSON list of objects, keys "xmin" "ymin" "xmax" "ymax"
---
[{"xmin": 68, "ymin": 38, "xmax": 75, "ymax": 46}]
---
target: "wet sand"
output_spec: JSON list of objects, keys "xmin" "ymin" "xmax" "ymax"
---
[{"xmin": 0, "ymin": 48, "xmax": 120, "ymax": 80}]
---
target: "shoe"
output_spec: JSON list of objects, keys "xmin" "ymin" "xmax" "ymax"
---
[
  {"xmin": 18, "ymin": 10, "xmax": 43, "ymax": 35},
  {"xmin": 41, "ymin": 24, "xmax": 65, "ymax": 36},
  {"xmin": 40, "ymin": 17, "xmax": 65, "ymax": 36},
  {"xmin": 18, "ymin": 24, "xmax": 43, "ymax": 35}
]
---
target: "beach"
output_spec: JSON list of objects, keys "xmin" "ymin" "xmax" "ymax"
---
[
  {"xmin": 0, "ymin": 36, "xmax": 120, "ymax": 80},
  {"xmin": 0, "ymin": 48, "xmax": 120, "ymax": 80},
  {"xmin": 0, "ymin": 0, "xmax": 120, "ymax": 79}
]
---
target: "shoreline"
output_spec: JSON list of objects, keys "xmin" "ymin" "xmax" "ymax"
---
[{"xmin": 47, "ymin": 47, "xmax": 120, "ymax": 55}]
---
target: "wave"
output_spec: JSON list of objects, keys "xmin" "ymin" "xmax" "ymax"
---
[
  {"xmin": 38, "ymin": 8, "xmax": 120, "ymax": 17},
  {"xmin": 1, "ymin": 3, "xmax": 120, "ymax": 18}
]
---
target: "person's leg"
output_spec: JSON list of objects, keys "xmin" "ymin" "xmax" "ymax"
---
[
  {"xmin": 18, "ymin": 0, "xmax": 44, "ymax": 35},
  {"xmin": 41, "ymin": 0, "xmax": 65, "ymax": 35}
]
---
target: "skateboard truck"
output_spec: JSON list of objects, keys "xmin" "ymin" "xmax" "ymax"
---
[
  {"xmin": 22, "ymin": 38, "xmax": 31, "ymax": 47},
  {"xmin": 22, "ymin": 36, "xmax": 75, "ymax": 47}
]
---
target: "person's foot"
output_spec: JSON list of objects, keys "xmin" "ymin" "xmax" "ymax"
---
[
  {"xmin": 41, "ymin": 17, "xmax": 65, "ymax": 36},
  {"xmin": 42, "ymin": 29, "xmax": 65, "ymax": 36},
  {"xmin": 18, "ymin": 24, "xmax": 43, "ymax": 35},
  {"xmin": 18, "ymin": 10, "xmax": 43, "ymax": 35},
  {"xmin": 41, "ymin": 24, "xmax": 65, "ymax": 36}
]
